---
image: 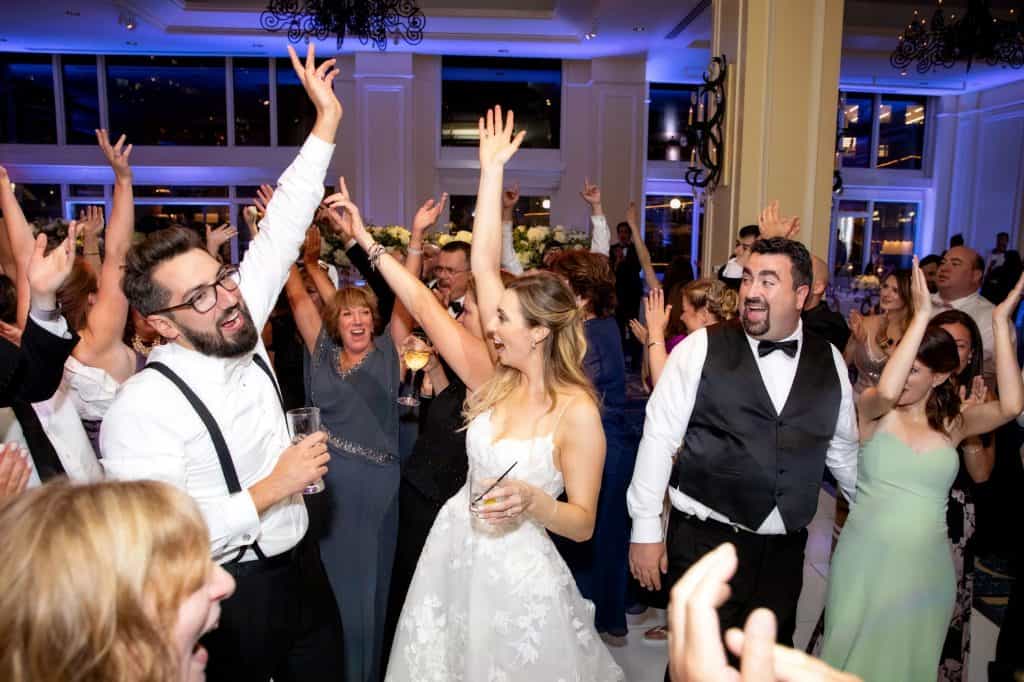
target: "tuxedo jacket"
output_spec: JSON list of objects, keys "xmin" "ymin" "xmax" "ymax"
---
[{"xmin": 0, "ymin": 318, "xmax": 79, "ymax": 408}]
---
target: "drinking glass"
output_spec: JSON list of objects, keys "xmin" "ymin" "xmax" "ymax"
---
[
  {"xmin": 286, "ymin": 407, "xmax": 324, "ymax": 494},
  {"xmin": 397, "ymin": 335, "xmax": 432, "ymax": 407},
  {"xmin": 468, "ymin": 463, "xmax": 513, "ymax": 532}
]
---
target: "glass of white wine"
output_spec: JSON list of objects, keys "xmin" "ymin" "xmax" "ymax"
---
[{"xmin": 398, "ymin": 335, "xmax": 432, "ymax": 407}]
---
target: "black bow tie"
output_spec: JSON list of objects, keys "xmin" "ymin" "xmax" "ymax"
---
[
  {"xmin": 449, "ymin": 301, "xmax": 464, "ymax": 317},
  {"xmin": 757, "ymin": 339, "xmax": 799, "ymax": 358}
]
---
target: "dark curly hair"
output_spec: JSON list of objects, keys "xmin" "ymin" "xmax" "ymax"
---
[
  {"xmin": 916, "ymin": 326, "xmax": 963, "ymax": 434},
  {"xmin": 750, "ymin": 238, "xmax": 812, "ymax": 290},
  {"xmin": 549, "ymin": 250, "xmax": 617, "ymax": 318},
  {"xmin": 929, "ymin": 309, "xmax": 983, "ymax": 397}
]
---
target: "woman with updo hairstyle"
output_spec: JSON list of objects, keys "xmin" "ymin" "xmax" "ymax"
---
[
  {"xmin": 550, "ymin": 248, "xmax": 635, "ymax": 644},
  {"xmin": 631, "ymin": 277, "xmax": 738, "ymax": 391},
  {"xmin": 0, "ymin": 480, "xmax": 235, "ymax": 682},
  {"xmin": 384, "ymin": 105, "xmax": 622, "ymax": 680},
  {"xmin": 821, "ymin": 262, "xmax": 1024, "ymax": 681}
]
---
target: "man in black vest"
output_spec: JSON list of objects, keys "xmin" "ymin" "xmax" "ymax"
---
[{"xmin": 627, "ymin": 237, "xmax": 858, "ymax": 653}]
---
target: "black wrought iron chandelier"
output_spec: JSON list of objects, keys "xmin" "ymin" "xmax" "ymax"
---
[
  {"xmin": 260, "ymin": 0, "xmax": 426, "ymax": 51},
  {"xmin": 684, "ymin": 55, "xmax": 727, "ymax": 194},
  {"xmin": 891, "ymin": 0, "xmax": 1024, "ymax": 73}
]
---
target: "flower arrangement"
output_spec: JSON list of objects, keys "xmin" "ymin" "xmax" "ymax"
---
[
  {"xmin": 512, "ymin": 224, "xmax": 590, "ymax": 269},
  {"xmin": 852, "ymin": 274, "xmax": 881, "ymax": 291}
]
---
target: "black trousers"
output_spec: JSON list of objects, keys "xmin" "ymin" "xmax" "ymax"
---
[
  {"xmin": 203, "ymin": 534, "xmax": 346, "ymax": 682},
  {"xmin": 662, "ymin": 509, "xmax": 807, "ymax": 677},
  {"xmin": 990, "ymin": 547, "xmax": 1023, "ymax": 681}
]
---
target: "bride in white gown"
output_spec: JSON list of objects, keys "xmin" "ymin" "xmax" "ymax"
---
[{"xmin": 381, "ymin": 106, "xmax": 624, "ymax": 682}]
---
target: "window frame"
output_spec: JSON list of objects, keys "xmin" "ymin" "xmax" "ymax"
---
[{"xmin": 839, "ymin": 90, "xmax": 932, "ymax": 173}]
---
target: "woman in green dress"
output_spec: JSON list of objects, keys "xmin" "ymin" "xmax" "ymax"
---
[{"xmin": 821, "ymin": 260, "xmax": 1024, "ymax": 681}]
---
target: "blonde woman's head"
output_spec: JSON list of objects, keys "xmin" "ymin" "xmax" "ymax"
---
[
  {"xmin": 681, "ymin": 278, "xmax": 739, "ymax": 333},
  {"xmin": 466, "ymin": 271, "xmax": 595, "ymax": 421},
  {"xmin": 0, "ymin": 480, "xmax": 234, "ymax": 682}
]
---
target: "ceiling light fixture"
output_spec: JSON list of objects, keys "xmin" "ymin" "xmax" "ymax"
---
[
  {"xmin": 632, "ymin": 25, "xmax": 646, "ymax": 32},
  {"xmin": 118, "ymin": 12, "xmax": 136, "ymax": 31},
  {"xmin": 260, "ymin": 0, "xmax": 426, "ymax": 51},
  {"xmin": 892, "ymin": 0, "xmax": 1024, "ymax": 73}
]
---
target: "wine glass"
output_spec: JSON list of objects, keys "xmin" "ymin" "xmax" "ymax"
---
[
  {"xmin": 286, "ymin": 407, "xmax": 325, "ymax": 494},
  {"xmin": 398, "ymin": 335, "xmax": 432, "ymax": 407}
]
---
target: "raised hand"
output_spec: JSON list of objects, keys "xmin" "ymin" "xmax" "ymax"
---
[
  {"xmin": 502, "ymin": 183, "xmax": 520, "ymax": 211},
  {"xmin": 79, "ymin": 205, "xmax": 105, "ymax": 240},
  {"xmin": 994, "ymin": 270, "xmax": 1024, "ymax": 321},
  {"xmin": 413, "ymin": 193, "xmax": 449, "ymax": 235},
  {"xmin": 27, "ymin": 221, "xmax": 80, "ymax": 306},
  {"xmin": 478, "ymin": 105, "xmax": 526, "ymax": 170},
  {"xmin": 848, "ymin": 310, "xmax": 867, "ymax": 344},
  {"xmin": 205, "ymin": 223, "xmax": 237, "ymax": 258},
  {"xmin": 254, "ymin": 183, "xmax": 275, "ymax": 215},
  {"xmin": 910, "ymin": 256, "xmax": 932, "ymax": 319},
  {"xmin": 302, "ymin": 226, "xmax": 322, "ymax": 266},
  {"xmin": 758, "ymin": 200, "xmax": 800, "ymax": 240},
  {"xmin": 580, "ymin": 178, "xmax": 602, "ymax": 206},
  {"xmin": 95, "ymin": 129, "xmax": 133, "ymax": 182},
  {"xmin": 626, "ymin": 201, "xmax": 641, "ymax": 232},
  {"xmin": 322, "ymin": 176, "xmax": 367, "ymax": 240},
  {"xmin": 959, "ymin": 376, "xmax": 989, "ymax": 411},
  {"xmin": 644, "ymin": 287, "xmax": 672, "ymax": 339},
  {"xmin": 628, "ymin": 319, "xmax": 649, "ymax": 346},
  {"xmin": 286, "ymin": 44, "xmax": 342, "ymax": 133}
]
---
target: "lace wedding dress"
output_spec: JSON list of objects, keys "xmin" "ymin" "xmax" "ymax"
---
[{"xmin": 385, "ymin": 410, "xmax": 624, "ymax": 682}]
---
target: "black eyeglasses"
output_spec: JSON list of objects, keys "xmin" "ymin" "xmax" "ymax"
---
[{"xmin": 150, "ymin": 265, "xmax": 241, "ymax": 316}]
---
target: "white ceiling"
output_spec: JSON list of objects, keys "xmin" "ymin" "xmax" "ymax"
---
[{"xmin": 0, "ymin": 0, "xmax": 1021, "ymax": 94}]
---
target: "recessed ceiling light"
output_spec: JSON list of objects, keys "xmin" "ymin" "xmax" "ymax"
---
[
  {"xmin": 584, "ymin": 32, "xmax": 597, "ymax": 40},
  {"xmin": 633, "ymin": 25, "xmax": 646, "ymax": 32},
  {"xmin": 900, "ymin": 70, "xmax": 908, "ymax": 76}
]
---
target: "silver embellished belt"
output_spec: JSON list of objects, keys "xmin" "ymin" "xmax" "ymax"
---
[{"xmin": 327, "ymin": 430, "xmax": 396, "ymax": 466}]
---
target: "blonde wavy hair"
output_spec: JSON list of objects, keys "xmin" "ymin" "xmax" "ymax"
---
[
  {"xmin": 0, "ymin": 480, "xmax": 211, "ymax": 682},
  {"xmin": 464, "ymin": 271, "xmax": 596, "ymax": 422},
  {"xmin": 683, "ymin": 278, "xmax": 739, "ymax": 322}
]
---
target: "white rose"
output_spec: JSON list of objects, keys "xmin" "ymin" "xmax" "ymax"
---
[
  {"xmin": 438, "ymin": 234, "xmax": 453, "ymax": 246},
  {"xmin": 454, "ymin": 230, "xmax": 473, "ymax": 244},
  {"xmin": 517, "ymin": 251, "xmax": 532, "ymax": 267},
  {"xmin": 553, "ymin": 229, "xmax": 567, "ymax": 243}
]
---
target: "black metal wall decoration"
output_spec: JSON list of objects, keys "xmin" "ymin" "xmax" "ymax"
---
[
  {"xmin": 260, "ymin": 0, "xmax": 426, "ymax": 51},
  {"xmin": 684, "ymin": 55, "xmax": 727, "ymax": 194},
  {"xmin": 891, "ymin": 0, "xmax": 1024, "ymax": 73}
]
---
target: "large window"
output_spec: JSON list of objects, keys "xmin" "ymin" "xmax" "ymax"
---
[
  {"xmin": 62, "ymin": 55, "xmax": 100, "ymax": 144},
  {"xmin": 648, "ymin": 84, "xmax": 700, "ymax": 162},
  {"xmin": 832, "ymin": 198, "xmax": 918, "ymax": 281},
  {"xmin": 840, "ymin": 91, "xmax": 927, "ymax": 170},
  {"xmin": 16, "ymin": 184, "xmax": 62, "ymax": 222},
  {"xmin": 441, "ymin": 57, "xmax": 561, "ymax": 149},
  {"xmin": 644, "ymin": 194, "xmax": 701, "ymax": 272},
  {"xmin": 0, "ymin": 54, "xmax": 56, "ymax": 144},
  {"xmin": 276, "ymin": 57, "xmax": 316, "ymax": 147},
  {"xmin": 107, "ymin": 56, "xmax": 226, "ymax": 146},
  {"xmin": 233, "ymin": 58, "xmax": 270, "ymax": 146},
  {"xmin": 448, "ymin": 194, "xmax": 551, "ymax": 232},
  {"xmin": 877, "ymin": 95, "xmax": 926, "ymax": 170}
]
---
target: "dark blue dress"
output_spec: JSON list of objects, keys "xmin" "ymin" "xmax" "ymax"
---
[
  {"xmin": 306, "ymin": 328, "xmax": 400, "ymax": 682},
  {"xmin": 555, "ymin": 316, "xmax": 634, "ymax": 635}
]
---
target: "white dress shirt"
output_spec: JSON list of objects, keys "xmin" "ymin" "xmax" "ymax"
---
[
  {"xmin": 931, "ymin": 291, "xmax": 1014, "ymax": 380},
  {"xmin": 627, "ymin": 321, "xmax": 859, "ymax": 543},
  {"xmin": 720, "ymin": 257, "xmax": 743, "ymax": 279},
  {"xmin": 101, "ymin": 134, "xmax": 334, "ymax": 564},
  {"xmin": 589, "ymin": 214, "xmax": 611, "ymax": 257}
]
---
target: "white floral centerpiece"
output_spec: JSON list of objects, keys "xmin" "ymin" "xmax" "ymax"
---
[
  {"xmin": 512, "ymin": 224, "xmax": 591, "ymax": 269},
  {"xmin": 852, "ymin": 274, "xmax": 881, "ymax": 291}
]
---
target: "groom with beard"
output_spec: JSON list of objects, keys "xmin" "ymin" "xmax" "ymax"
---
[
  {"xmin": 627, "ymin": 237, "xmax": 859, "ymax": 661},
  {"xmin": 102, "ymin": 45, "xmax": 345, "ymax": 681}
]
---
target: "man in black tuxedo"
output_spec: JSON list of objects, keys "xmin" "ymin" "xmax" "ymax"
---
[
  {"xmin": 802, "ymin": 255, "xmax": 851, "ymax": 353},
  {"xmin": 628, "ymin": 235, "xmax": 859, "ymax": 661}
]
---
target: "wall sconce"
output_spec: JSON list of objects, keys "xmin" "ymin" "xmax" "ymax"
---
[{"xmin": 684, "ymin": 55, "xmax": 726, "ymax": 194}]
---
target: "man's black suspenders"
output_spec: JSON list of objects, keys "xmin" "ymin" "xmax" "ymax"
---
[{"xmin": 147, "ymin": 353, "xmax": 286, "ymax": 564}]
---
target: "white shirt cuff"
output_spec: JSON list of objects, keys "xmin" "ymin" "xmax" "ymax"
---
[
  {"xmin": 221, "ymin": 490, "xmax": 262, "ymax": 545},
  {"xmin": 299, "ymin": 133, "xmax": 336, "ymax": 169},
  {"xmin": 28, "ymin": 313, "xmax": 71, "ymax": 339},
  {"xmin": 630, "ymin": 516, "xmax": 664, "ymax": 544}
]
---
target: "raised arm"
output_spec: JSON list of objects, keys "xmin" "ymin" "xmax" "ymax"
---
[
  {"xmin": 500, "ymin": 183, "xmax": 524, "ymax": 275},
  {"xmin": 323, "ymin": 187, "xmax": 495, "ymax": 391},
  {"xmin": 299, "ymin": 219, "xmax": 337, "ymax": 305},
  {"xmin": 471, "ymin": 106, "xmax": 525, "ymax": 333},
  {"xmin": 639, "ymin": 288, "xmax": 671, "ymax": 386},
  {"xmin": 857, "ymin": 259, "xmax": 931, "ymax": 427},
  {"xmin": 0, "ymin": 167, "xmax": 36, "ymax": 328},
  {"xmin": 956, "ymin": 272, "xmax": 1024, "ymax": 441},
  {"xmin": 581, "ymin": 179, "xmax": 610, "ymax": 257},
  {"xmin": 237, "ymin": 44, "xmax": 341, "ymax": 331},
  {"xmin": 81, "ymin": 130, "xmax": 135, "ymax": 355},
  {"xmin": 284, "ymin": 262, "xmax": 323, "ymax": 354},
  {"xmin": 205, "ymin": 223, "xmax": 238, "ymax": 262},
  {"xmin": 79, "ymin": 205, "xmax": 105, "ymax": 275},
  {"xmin": 626, "ymin": 200, "xmax": 660, "ymax": 292}
]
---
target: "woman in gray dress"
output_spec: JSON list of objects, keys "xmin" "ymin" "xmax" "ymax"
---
[{"xmin": 285, "ymin": 225, "xmax": 412, "ymax": 682}]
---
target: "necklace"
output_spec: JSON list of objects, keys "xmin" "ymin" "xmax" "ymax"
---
[{"xmin": 131, "ymin": 333, "xmax": 161, "ymax": 357}]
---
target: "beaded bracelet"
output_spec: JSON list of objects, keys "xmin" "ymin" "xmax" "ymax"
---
[{"xmin": 367, "ymin": 242, "xmax": 386, "ymax": 270}]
